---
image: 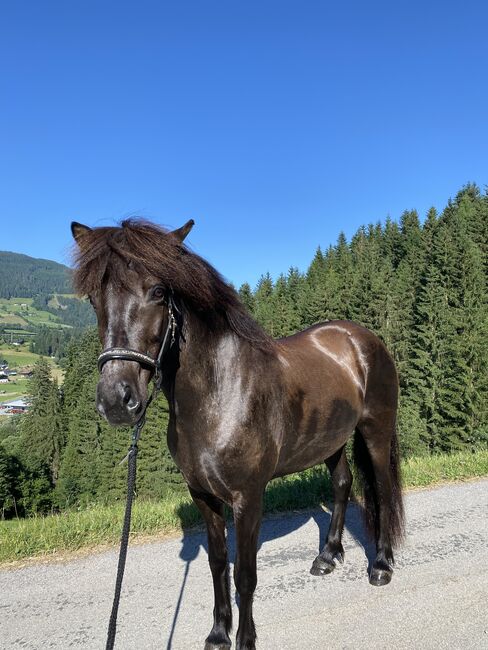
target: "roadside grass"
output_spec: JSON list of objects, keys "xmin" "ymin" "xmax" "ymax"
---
[{"xmin": 1, "ymin": 450, "xmax": 487, "ymax": 565}]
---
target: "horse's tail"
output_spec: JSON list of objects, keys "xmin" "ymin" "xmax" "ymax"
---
[{"xmin": 352, "ymin": 424, "xmax": 405, "ymax": 549}]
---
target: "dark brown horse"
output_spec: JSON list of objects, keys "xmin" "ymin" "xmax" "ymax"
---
[{"xmin": 71, "ymin": 219, "xmax": 404, "ymax": 650}]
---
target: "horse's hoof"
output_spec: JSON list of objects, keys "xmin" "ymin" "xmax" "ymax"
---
[
  {"xmin": 205, "ymin": 632, "xmax": 231, "ymax": 650},
  {"xmin": 369, "ymin": 566, "xmax": 393, "ymax": 586},
  {"xmin": 310, "ymin": 555, "xmax": 336, "ymax": 576}
]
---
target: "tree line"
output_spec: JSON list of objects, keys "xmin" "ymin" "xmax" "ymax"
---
[{"xmin": 0, "ymin": 184, "xmax": 486, "ymax": 518}]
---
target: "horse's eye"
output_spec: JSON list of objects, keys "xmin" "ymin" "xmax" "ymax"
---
[{"xmin": 151, "ymin": 286, "xmax": 165, "ymax": 301}]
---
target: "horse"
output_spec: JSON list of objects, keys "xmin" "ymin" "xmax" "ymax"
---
[{"xmin": 71, "ymin": 218, "xmax": 404, "ymax": 650}]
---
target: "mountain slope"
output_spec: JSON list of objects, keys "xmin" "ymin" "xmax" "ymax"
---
[{"xmin": 0, "ymin": 251, "xmax": 72, "ymax": 298}]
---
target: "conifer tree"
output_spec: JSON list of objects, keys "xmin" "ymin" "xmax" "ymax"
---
[
  {"xmin": 20, "ymin": 359, "xmax": 64, "ymax": 486},
  {"xmin": 253, "ymin": 273, "xmax": 275, "ymax": 335},
  {"xmin": 238, "ymin": 283, "xmax": 255, "ymax": 314},
  {"xmin": 56, "ymin": 377, "xmax": 103, "ymax": 506}
]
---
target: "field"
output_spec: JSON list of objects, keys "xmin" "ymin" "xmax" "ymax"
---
[
  {"xmin": 0, "ymin": 296, "xmax": 74, "ymax": 330},
  {"xmin": 0, "ymin": 342, "xmax": 64, "ymax": 406},
  {"xmin": 1, "ymin": 449, "xmax": 487, "ymax": 565},
  {"xmin": 0, "ymin": 297, "xmax": 61, "ymax": 329},
  {"xmin": 0, "ymin": 343, "xmax": 40, "ymax": 368},
  {"xmin": 0, "ymin": 380, "xmax": 29, "ymax": 402}
]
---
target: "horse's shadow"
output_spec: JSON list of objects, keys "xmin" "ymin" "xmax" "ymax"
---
[{"xmin": 165, "ymin": 480, "xmax": 375, "ymax": 649}]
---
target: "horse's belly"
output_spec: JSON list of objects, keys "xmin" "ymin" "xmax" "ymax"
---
[{"xmin": 273, "ymin": 392, "xmax": 361, "ymax": 477}]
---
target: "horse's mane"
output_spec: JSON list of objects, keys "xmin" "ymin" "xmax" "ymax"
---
[{"xmin": 72, "ymin": 219, "xmax": 275, "ymax": 353}]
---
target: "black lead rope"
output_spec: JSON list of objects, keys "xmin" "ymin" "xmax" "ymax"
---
[
  {"xmin": 105, "ymin": 415, "xmax": 144, "ymax": 650},
  {"xmin": 103, "ymin": 292, "xmax": 179, "ymax": 650}
]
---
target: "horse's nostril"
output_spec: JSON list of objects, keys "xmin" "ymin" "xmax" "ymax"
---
[
  {"xmin": 122, "ymin": 385, "xmax": 132, "ymax": 405},
  {"xmin": 122, "ymin": 384, "xmax": 142, "ymax": 413},
  {"xmin": 127, "ymin": 399, "xmax": 142, "ymax": 413}
]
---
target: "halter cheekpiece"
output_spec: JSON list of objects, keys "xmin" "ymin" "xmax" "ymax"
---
[{"xmin": 97, "ymin": 291, "xmax": 178, "ymax": 389}]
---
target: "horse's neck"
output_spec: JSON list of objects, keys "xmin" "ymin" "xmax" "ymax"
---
[{"xmin": 168, "ymin": 311, "xmax": 246, "ymax": 410}]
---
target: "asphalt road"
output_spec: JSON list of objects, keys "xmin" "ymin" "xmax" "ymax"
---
[{"xmin": 1, "ymin": 479, "xmax": 487, "ymax": 649}]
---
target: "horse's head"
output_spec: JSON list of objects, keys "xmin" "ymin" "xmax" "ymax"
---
[{"xmin": 71, "ymin": 219, "xmax": 194, "ymax": 426}]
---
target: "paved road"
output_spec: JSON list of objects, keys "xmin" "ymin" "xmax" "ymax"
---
[{"xmin": 1, "ymin": 479, "xmax": 487, "ymax": 649}]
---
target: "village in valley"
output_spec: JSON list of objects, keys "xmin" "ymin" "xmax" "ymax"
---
[
  {"xmin": 0, "ymin": 293, "xmax": 85, "ymax": 418},
  {"xmin": 0, "ymin": 355, "xmax": 31, "ymax": 415},
  {"xmin": 0, "ymin": 332, "xmax": 36, "ymax": 416}
]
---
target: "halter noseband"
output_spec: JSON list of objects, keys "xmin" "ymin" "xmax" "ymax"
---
[{"xmin": 97, "ymin": 292, "xmax": 178, "ymax": 388}]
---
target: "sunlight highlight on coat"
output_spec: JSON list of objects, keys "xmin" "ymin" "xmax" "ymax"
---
[
  {"xmin": 309, "ymin": 329, "xmax": 365, "ymax": 396},
  {"xmin": 211, "ymin": 334, "xmax": 252, "ymax": 452}
]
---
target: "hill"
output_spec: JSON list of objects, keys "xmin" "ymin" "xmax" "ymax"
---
[
  {"xmin": 0, "ymin": 252, "xmax": 95, "ymax": 331},
  {"xmin": 0, "ymin": 251, "xmax": 72, "ymax": 298}
]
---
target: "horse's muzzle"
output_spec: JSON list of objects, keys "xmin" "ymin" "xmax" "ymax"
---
[{"xmin": 96, "ymin": 377, "xmax": 145, "ymax": 426}]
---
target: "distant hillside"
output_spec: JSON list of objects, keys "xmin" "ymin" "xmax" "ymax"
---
[
  {"xmin": 0, "ymin": 251, "xmax": 72, "ymax": 298},
  {"xmin": 0, "ymin": 251, "xmax": 95, "ymax": 332}
]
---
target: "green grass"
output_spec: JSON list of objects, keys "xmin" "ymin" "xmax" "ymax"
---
[
  {"xmin": 0, "ymin": 345, "xmax": 40, "ymax": 368},
  {"xmin": 0, "ymin": 379, "xmax": 29, "ymax": 403},
  {"xmin": 401, "ymin": 450, "xmax": 488, "ymax": 486},
  {"xmin": 0, "ymin": 345, "xmax": 64, "ymax": 402},
  {"xmin": 0, "ymin": 297, "xmax": 63, "ymax": 328},
  {"xmin": 1, "ymin": 450, "xmax": 487, "ymax": 565},
  {"xmin": 0, "ymin": 343, "xmax": 62, "ymax": 370},
  {"xmin": 0, "ymin": 314, "xmax": 29, "ymax": 326}
]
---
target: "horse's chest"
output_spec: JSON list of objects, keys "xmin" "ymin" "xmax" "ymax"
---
[{"xmin": 168, "ymin": 426, "xmax": 233, "ymax": 498}]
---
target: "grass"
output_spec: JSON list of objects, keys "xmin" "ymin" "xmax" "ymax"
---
[
  {"xmin": 1, "ymin": 449, "xmax": 487, "ymax": 565},
  {"xmin": 0, "ymin": 343, "xmax": 62, "ymax": 371},
  {"xmin": 0, "ymin": 344, "xmax": 40, "ymax": 368},
  {"xmin": 0, "ymin": 379, "xmax": 29, "ymax": 403},
  {"xmin": 0, "ymin": 344, "xmax": 64, "ymax": 403},
  {"xmin": 0, "ymin": 314, "xmax": 29, "ymax": 326}
]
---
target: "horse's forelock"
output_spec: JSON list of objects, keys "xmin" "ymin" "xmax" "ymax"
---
[{"xmin": 72, "ymin": 219, "xmax": 275, "ymax": 352}]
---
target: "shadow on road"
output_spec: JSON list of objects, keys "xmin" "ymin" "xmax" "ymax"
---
[{"xmin": 165, "ymin": 476, "xmax": 373, "ymax": 649}]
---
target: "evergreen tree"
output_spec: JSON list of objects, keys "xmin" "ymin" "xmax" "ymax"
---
[
  {"xmin": 253, "ymin": 273, "xmax": 275, "ymax": 335},
  {"xmin": 238, "ymin": 283, "xmax": 255, "ymax": 314},
  {"xmin": 20, "ymin": 359, "xmax": 64, "ymax": 489},
  {"xmin": 56, "ymin": 377, "xmax": 103, "ymax": 506}
]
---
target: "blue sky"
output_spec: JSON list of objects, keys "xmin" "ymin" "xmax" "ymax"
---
[{"xmin": 1, "ymin": 1, "xmax": 487, "ymax": 288}]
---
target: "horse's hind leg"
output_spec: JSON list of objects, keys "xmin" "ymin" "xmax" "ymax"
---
[
  {"xmin": 310, "ymin": 445, "xmax": 352, "ymax": 576},
  {"xmin": 355, "ymin": 414, "xmax": 405, "ymax": 587},
  {"xmin": 189, "ymin": 488, "xmax": 232, "ymax": 650}
]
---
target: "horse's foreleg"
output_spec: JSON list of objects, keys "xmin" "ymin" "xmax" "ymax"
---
[
  {"xmin": 311, "ymin": 444, "xmax": 352, "ymax": 575},
  {"xmin": 189, "ymin": 487, "xmax": 232, "ymax": 650},
  {"xmin": 233, "ymin": 492, "xmax": 263, "ymax": 650}
]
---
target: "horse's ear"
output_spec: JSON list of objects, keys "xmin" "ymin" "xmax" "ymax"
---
[
  {"xmin": 71, "ymin": 222, "xmax": 92, "ymax": 244},
  {"xmin": 170, "ymin": 219, "xmax": 194, "ymax": 243}
]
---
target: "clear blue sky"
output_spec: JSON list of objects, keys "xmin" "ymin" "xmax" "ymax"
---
[{"xmin": 1, "ymin": 1, "xmax": 487, "ymax": 288}]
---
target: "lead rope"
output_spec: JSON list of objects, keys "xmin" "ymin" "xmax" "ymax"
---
[
  {"xmin": 105, "ymin": 412, "xmax": 146, "ymax": 650},
  {"xmin": 105, "ymin": 294, "xmax": 178, "ymax": 650}
]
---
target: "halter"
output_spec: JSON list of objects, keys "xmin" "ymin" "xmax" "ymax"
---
[{"xmin": 97, "ymin": 292, "xmax": 178, "ymax": 390}]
